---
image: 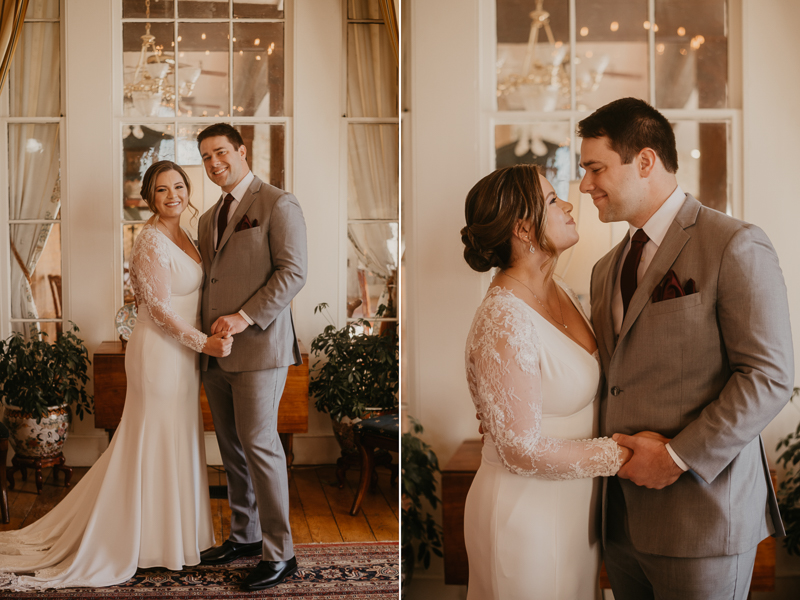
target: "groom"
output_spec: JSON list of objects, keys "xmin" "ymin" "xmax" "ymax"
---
[
  {"xmin": 195, "ymin": 123, "xmax": 307, "ymax": 591},
  {"xmin": 579, "ymin": 98, "xmax": 794, "ymax": 599}
]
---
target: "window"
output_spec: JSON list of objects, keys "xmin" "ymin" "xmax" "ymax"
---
[
  {"xmin": 344, "ymin": 0, "xmax": 399, "ymax": 327},
  {"xmin": 1, "ymin": 0, "xmax": 63, "ymax": 340},
  {"xmin": 119, "ymin": 0, "xmax": 289, "ymax": 303},
  {"xmin": 494, "ymin": 0, "xmax": 734, "ymax": 214}
]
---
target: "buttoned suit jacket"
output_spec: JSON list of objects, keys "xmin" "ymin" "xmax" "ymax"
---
[
  {"xmin": 198, "ymin": 175, "xmax": 307, "ymax": 372},
  {"xmin": 590, "ymin": 194, "xmax": 794, "ymax": 558}
]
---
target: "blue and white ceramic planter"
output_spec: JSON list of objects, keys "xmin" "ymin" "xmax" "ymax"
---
[{"xmin": 2, "ymin": 403, "xmax": 71, "ymax": 457}]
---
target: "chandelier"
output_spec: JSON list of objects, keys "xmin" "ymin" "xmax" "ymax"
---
[
  {"xmin": 497, "ymin": 0, "xmax": 608, "ymax": 111},
  {"xmin": 123, "ymin": 0, "xmax": 202, "ymax": 117}
]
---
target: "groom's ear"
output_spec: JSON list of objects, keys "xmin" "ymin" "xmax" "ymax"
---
[
  {"xmin": 238, "ymin": 143, "xmax": 248, "ymax": 161},
  {"xmin": 636, "ymin": 147, "xmax": 658, "ymax": 178}
]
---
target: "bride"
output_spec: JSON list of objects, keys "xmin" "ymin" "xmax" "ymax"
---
[
  {"xmin": 0, "ymin": 161, "xmax": 233, "ymax": 589},
  {"xmin": 461, "ymin": 164, "xmax": 631, "ymax": 599}
]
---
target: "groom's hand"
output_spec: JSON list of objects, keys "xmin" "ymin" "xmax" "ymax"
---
[
  {"xmin": 613, "ymin": 432, "xmax": 683, "ymax": 489},
  {"xmin": 212, "ymin": 313, "xmax": 249, "ymax": 335}
]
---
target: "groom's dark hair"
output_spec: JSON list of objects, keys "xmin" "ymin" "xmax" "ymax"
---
[
  {"xmin": 577, "ymin": 97, "xmax": 679, "ymax": 173},
  {"xmin": 197, "ymin": 123, "xmax": 245, "ymax": 150}
]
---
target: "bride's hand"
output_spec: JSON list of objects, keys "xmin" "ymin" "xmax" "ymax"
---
[
  {"xmin": 619, "ymin": 444, "xmax": 633, "ymax": 466},
  {"xmin": 203, "ymin": 331, "xmax": 233, "ymax": 357}
]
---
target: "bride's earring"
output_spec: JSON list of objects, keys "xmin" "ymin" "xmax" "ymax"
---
[{"xmin": 526, "ymin": 238, "xmax": 536, "ymax": 254}]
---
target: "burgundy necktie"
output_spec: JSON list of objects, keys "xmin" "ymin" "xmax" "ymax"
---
[
  {"xmin": 620, "ymin": 228, "xmax": 650, "ymax": 317},
  {"xmin": 216, "ymin": 194, "xmax": 234, "ymax": 249}
]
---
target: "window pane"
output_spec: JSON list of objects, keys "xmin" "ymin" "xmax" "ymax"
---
[
  {"xmin": 11, "ymin": 321, "xmax": 60, "ymax": 342},
  {"xmin": 26, "ymin": 0, "xmax": 59, "ymax": 19},
  {"xmin": 347, "ymin": 222, "xmax": 398, "ymax": 320},
  {"xmin": 496, "ymin": 0, "xmax": 570, "ymax": 111},
  {"xmin": 234, "ymin": 0, "xmax": 284, "ymax": 19},
  {"xmin": 123, "ymin": 22, "xmax": 176, "ymax": 117},
  {"xmin": 123, "ymin": 124, "xmax": 176, "ymax": 221},
  {"xmin": 233, "ymin": 22, "xmax": 284, "ymax": 116},
  {"xmin": 177, "ymin": 22, "xmax": 229, "ymax": 117},
  {"xmin": 123, "ymin": 223, "xmax": 145, "ymax": 304},
  {"xmin": 123, "ymin": 0, "xmax": 175, "ymax": 18},
  {"xmin": 655, "ymin": 0, "xmax": 727, "ymax": 109},
  {"xmin": 10, "ymin": 23, "xmax": 60, "ymax": 117},
  {"xmin": 8, "ymin": 124, "xmax": 60, "ymax": 221},
  {"xmin": 9, "ymin": 223, "xmax": 61, "ymax": 323},
  {"xmin": 348, "ymin": 124, "xmax": 398, "ymax": 219},
  {"xmin": 347, "ymin": 23, "xmax": 397, "ymax": 118},
  {"xmin": 672, "ymin": 120, "xmax": 728, "ymax": 212},
  {"xmin": 495, "ymin": 122, "xmax": 571, "ymax": 199},
  {"xmin": 575, "ymin": 0, "xmax": 649, "ymax": 111},
  {"xmin": 175, "ymin": 122, "xmax": 285, "ymax": 208},
  {"xmin": 179, "ymin": 0, "xmax": 230, "ymax": 18},
  {"xmin": 347, "ymin": 0, "xmax": 382, "ymax": 20}
]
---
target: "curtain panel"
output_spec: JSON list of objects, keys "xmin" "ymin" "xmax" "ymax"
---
[
  {"xmin": 8, "ymin": 9, "xmax": 60, "ymax": 337},
  {"xmin": 0, "ymin": 0, "xmax": 29, "ymax": 92}
]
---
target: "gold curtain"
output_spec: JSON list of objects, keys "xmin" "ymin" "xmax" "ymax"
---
[
  {"xmin": 378, "ymin": 0, "xmax": 398, "ymax": 65},
  {"xmin": 0, "ymin": 0, "xmax": 29, "ymax": 92}
]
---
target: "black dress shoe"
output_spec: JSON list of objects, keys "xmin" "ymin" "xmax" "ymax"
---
[
  {"xmin": 240, "ymin": 556, "xmax": 298, "ymax": 591},
  {"xmin": 200, "ymin": 540, "xmax": 262, "ymax": 565}
]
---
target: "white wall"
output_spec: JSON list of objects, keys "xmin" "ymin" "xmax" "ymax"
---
[
  {"xmin": 742, "ymin": 0, "xmax": 800, "ymax": 581},
  {"xmin": 406, "ymin": 0, "xmax": 800, "ymax": 593},
  {"xmin": 41, "ymin": 0, "xmax": 346, "ymax": 467}
]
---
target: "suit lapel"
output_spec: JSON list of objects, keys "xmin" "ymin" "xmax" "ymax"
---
[
  {"xmin": 203, "ymin": 198, "xmax": 221, "ymax": 260},
  {"xmin": 598, "ymin": 235, "xmax": 628, "ymax": 361},
  {"xmin": 616, "ymin": 195, "xmax": 701, "ymax": 343},
  {"xmin": 215, "ymin": 175, "xmax": 262, "ymax": 255}
]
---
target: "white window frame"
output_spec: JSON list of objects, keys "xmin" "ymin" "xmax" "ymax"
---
[
  {"xmin": 340, "ymin": 1, "xmax": 400, "ymax": 326},
  {"xmin": 0, "ymin": 0, "xmax": 68, "ymax": 340},
  {"xmin": 111, "ymin": 0, "xmax": 294, "ymax": 309},
  {"xmin": 482, "ymin": 0, "xmax": 742, "ymax": 219}
]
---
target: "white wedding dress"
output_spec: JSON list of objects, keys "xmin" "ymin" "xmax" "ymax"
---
[
  {"xmin": 464, "ymin": 284, "xmax": 623, "ymax": 600},
  {"xmin": 0, "ymin": 224, "xmax": 214, "ymax": 590}
]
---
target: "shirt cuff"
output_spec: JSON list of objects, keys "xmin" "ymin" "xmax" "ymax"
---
[
  {"xmin": 666, "ymin": 443, "xmax": 689, "ymax": 471},
  {"xmin": 238, "ymin": 309, "xmax": 254, "ymax": 326}
]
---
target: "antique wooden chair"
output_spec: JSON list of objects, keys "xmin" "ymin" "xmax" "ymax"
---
[{"xmin": 349, "ymin": 413, "xmax": 399, "ymax": 516}]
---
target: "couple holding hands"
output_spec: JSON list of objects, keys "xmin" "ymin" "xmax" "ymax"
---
[
  {"xmin": 462, "ymin": 98, "xmax": 794, "ymax": 599},
  {"xmin": 0, "ymin": 124, "xmax": 307, "ymax": 592}
]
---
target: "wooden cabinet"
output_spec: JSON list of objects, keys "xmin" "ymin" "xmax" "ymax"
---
[
  {"xmin": 441, "ymin": 439, "xmax": 482, "ymax": 586},
  {"xmin": 93, "ymin": 341, "xmax": 309, "ymax": 464}
]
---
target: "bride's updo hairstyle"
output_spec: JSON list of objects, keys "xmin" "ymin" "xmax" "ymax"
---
[
  {"xmin": 140, "ymin": 160, "xmax": 199, "ymax": 224},
  {"xmin": 461, "ymin": 164, "xmax": 555, "ymax": 273}
]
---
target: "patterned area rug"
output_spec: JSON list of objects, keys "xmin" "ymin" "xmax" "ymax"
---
[{"xmin": 0, "ymin": 542, "xmax": 399, "ymax": 599}]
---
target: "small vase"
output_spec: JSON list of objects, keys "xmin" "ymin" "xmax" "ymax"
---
[{"xmin": 2, "ymin": 403, "xmax": 71, "ymax": 458}]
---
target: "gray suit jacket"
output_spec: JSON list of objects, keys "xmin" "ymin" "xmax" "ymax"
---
[
  {"xmin": 198, "ymin": 175, "xmax": 307, "ymax": 372},
  {"xmin": 590, "ymin": 194, "xmax": 794, "ymax": 558}
]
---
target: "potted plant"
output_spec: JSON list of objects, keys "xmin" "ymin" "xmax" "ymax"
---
[
  {"xmin": 776, "ymin": 386, "xmax": 800, "ymax": 555},
  {"xmin": 309, "ymin": 302, "xmax": 398, "ymax": 455},
  {"xmin": 401, "ymin": 416, "xmax": 443, "ymax": 591},
  {"xmin": 0, "ymin": 323, "xmax": 93, "ymax": 459}
]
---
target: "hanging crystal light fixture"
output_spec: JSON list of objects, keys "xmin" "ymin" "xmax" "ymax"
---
[
  {"xmin": 123, "ymin": 0, "xmax": 202, "ymax": 117},
  {"xmin": 497, "ymin": 0, "xmax": 609, "ymax": 111}
]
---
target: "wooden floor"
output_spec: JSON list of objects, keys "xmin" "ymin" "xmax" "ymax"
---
[{"xmin": 1, "ymin": 464, "xmax": 399, "ymax": 544}]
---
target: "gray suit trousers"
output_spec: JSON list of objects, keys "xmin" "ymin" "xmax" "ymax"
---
[
  {"xmin": 605, "ymin": 477, "xmax": 757, "ymax": 600},
  {"xmin": 202, "ymin": 361, "xmax": 293, "ymax": 561}
]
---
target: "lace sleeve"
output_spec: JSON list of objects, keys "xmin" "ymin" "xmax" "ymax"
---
[
  {"xmin": 465, "ymin": 290, "xmax": 623, "ymax": 480},
  {"xmin": 130, "ymin": 226, "xmax": 208, "ymax": 354}
]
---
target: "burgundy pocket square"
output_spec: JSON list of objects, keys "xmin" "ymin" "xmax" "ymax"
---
[
  {"xmin": 652, "ymin": 270, "xmax": 697, "ymax": 303},
  {"xmin": 234, "ymin": 216, "xmax": 258, "ymax": 232}
]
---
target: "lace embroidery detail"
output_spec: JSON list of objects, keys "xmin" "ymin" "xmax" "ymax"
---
[
  {"xmin": 0, "ymin": 571, "xmax": 94, "ymax": 591},
  {"xmin": 130, "ymin": 225, "xmax": 207, "ymax": 354},
  {"xmin": 465, "ymin": 286, "xmax": 623, "ymax": 480}
]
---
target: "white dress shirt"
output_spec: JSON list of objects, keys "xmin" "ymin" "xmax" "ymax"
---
[
  {"xmin": 214, "ymin": 170, "xmax": 255, "ymax": 326},
  {"xmin": 611, "ymin": 184, "xmax": 690, "ymax": 471}
]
